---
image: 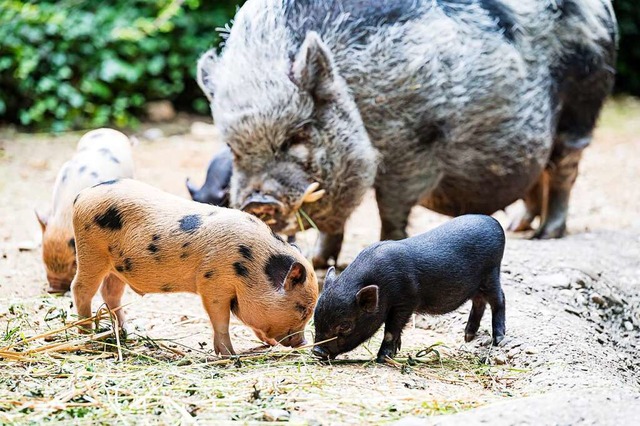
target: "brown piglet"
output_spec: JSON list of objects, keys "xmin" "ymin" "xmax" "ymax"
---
[
  {"xmin": 36, "ymin": 128, "xmax": 135, "ymax": 293},
  {"xmin": 71, "ymin": 179, "xmax": 319, "ymax": 356}
]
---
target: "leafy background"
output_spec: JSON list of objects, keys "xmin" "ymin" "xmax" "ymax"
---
[{"xmin": 0, "ymin": 0, "xmax": 638, "ymax": 131}]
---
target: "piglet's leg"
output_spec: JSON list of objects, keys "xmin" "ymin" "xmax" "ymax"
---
[
  {"xmin": 484, "ymin": 268, "xmax": 506, "ymax": 345},
  {"xmin": 464, "ymin": 295, "xmax": 487, "ymax": 343},
  {"xmin": 100, "ymin": 274, "xmax": 127, "ymax": 329},
  {"xmin": 201, "ymin": 295, "xmax": 235, "ymax": 356},
  {"xmin": 376, "ymin": 308, "xmax": 413, "ymax": 363},
  {"xmin": 72, "ymin": 265, "xmax": 109, "ymax": 332}
]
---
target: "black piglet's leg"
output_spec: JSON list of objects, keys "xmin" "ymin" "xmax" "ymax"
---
[
  {"xmin": 485, "ymin": 266, "xmax": 506, "ymax": 345},
  {"xmin": 464, "ymin": 295, "xmax": 487, "ymax": 342},
  {"xmin": 377, "ymin": 308, "xmax": 413, "ymax": 363}
]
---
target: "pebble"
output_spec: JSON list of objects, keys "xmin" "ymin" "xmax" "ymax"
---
[
  {"xmin": 263, "ymin": 409, "xmax": 290, "ymax": 422},
  {"xmin": 493, "ymin": 354, "xmax": 508, "ymax": 365},
  {"xmin": 624, "ymin": 321, "xmax": 634, "ymax": 332},
  {"xmin": 525, "ymin": 347, "xmax": 540, "ymax": 355},
  {"xmin": 574, "ymin": 293, "xmax": 587, "ymax": 306},
  {"xmin": 591, "ymin": 292, "xmax": 606, "ymax": 306},
  {"xmin": 17, "ymin": 240, "xmax": 38, "ymax": 251},
  {"xmin": 190, "ymin": 122, "xmax": 220, "ymax": 139},
  {"xmin": 141, "ymin": 128, "xmax": 164, "ymax": 141},
  {"xmin": 545, "ymin": 273, "xmax": 572, "ymax": 289},
  {"xmin": 145, "ymin": 100, "xmax": 176, "ymax": 122},
  {"xmin": 507, "ymin": 348, "xmax": 521, "ymax": 359}
]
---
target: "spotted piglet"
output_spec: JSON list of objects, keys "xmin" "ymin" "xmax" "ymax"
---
[
  {"xmin": 71, "ymin": 179, "xmax": 319, "ymax": 355},
  {"xmin": 36, "ymin": 128, "xmax": 135, "ymax": 293}
]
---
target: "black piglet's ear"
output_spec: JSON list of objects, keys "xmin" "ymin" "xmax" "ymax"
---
[
  {"xmin": 323, "ymin": 266, "xmax": 336, "ymax": 289},
  {"xmin": 284, "ymin": 261, "xmax": 307, "ymax": 291},
  {"xmin": 356, "ymin": 285, "xmax": 379, "ymax": 313}
]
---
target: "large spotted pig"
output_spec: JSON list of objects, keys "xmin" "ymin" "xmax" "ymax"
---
[
  {"xmin": 36, "ymin": 128, "xmax": 135, "ymax": 293},
  {"xmin": 71, "ymin": 179, "xmax": 319, "ymax": 356},
  {"xmin": 197, "ymin": 0, "xmax": 617, "ymax": 266}
]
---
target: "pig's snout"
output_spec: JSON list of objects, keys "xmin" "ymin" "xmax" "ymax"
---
[
  {"xmin": 46, "ymin": 276, "xmax": 71, "ymax": 294},
  {"xmin": 240, "ymin": 193, "xmax": 284, "ymax": 225},
  {"xmin": 312, "ymin": 345, "xmax": 331, "ymax": 360},
  {"xmin": 281, "ymin": 333, "xmax": 307, "ymax": 348}
]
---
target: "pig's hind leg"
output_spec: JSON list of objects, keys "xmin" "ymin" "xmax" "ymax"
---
[
  {"xmin": 485, "ymin": 267, "xmax": 506, "ymax": 345},
  {"xmin": 376, "ymin": 307, "xmax": 413, "ymax": 363},
  {"xmin": 464, "ymin": 295, "xmax": 487, "ymax": 343},
  {"xmin": 100, "ymin": 274, "xmax": 127, "ymax": 329}
]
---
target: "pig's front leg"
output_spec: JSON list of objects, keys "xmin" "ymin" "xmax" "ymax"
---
[
  {"xmin": 312, "ymin": 231, "xmax": 343, "ymax": 269},
  {"xmin": 200, "ymin": 295, "xmax": 236, "ymax": 356},
  {"xmin": 376, "ymin": 307, "xmax": 413, "ymax": 363}
]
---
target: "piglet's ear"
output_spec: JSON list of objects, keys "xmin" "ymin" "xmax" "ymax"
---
[
  {"xmin": 35, "ymin": 209, "xmax": 48, "ymax": 232},
  {"xmin": 197, "ymin": 49, "xmax": 218, "ymax": 102},
  {"xmin": 356, "ymin": 285, "xmax": 379, "ymax": 313},
  {"xmin": 323, "ymin": 266, "xmax": 336, "ymax": 288},
  {"xmin": 291, "ymin": 31, "xmax": 336, "ymax": 101},
  {"xmin": 284, "ymin": 261, "xmax": 307, "ymax": 291}
]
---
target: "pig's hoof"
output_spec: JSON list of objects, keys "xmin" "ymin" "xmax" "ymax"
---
[
  {"xmin": 532, "ymin": 225, "xmax": 565, "ymax": 239},
  {"xmin": 465, "ymin": 332, "xmax": 476, "ymax": 343},
  {"xmin": 376, "ymin": 347, "xmax": 396, "ymax": 363},
  {"xmin": 492, "ymin": 335, "xmax": 505, "ymax": 346}
]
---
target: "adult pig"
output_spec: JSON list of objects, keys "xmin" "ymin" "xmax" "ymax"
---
[
  {"xmin": 312, "ymin": 215, "xmax": 506, "ymax": 362},
  {"xmin": 186, "ymin": 146, "xmax": 233, "ymax": 206},
  {"xmin": 71, "ymin": 179, "xmax": 319, "ymax": 355},
  {"xmin": 197, "ymin": 0, "xmax": 617, "ymax": 266},
  {"xmin": 36, "ymin": 128, "xmax": 135, "ymax": 293}
]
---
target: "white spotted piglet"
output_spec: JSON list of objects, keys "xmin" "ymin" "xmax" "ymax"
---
[
  {"xmin": 71, "ymin": 179, "xmax": 319, "ymax": 356},
  {"xmin": 36, "ymin": 128, "xmax": 135, "ymax": 293}
]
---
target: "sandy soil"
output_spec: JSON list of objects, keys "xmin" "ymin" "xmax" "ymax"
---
[{"xmin": 0, "ymin": 99, "xmax": 639, "ymax": 424}]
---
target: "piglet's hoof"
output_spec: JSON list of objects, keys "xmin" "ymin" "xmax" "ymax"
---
[
  {"xmin": 492, "ymin": 335, "xmax": 506, "ymax": 346},
  {"xmin": 376, "ymin": 347, "xmax": 397, "ymax": 363},
  {"xmin": 465, "ymin": 332, "xmax": 476, "ymax": 343}
]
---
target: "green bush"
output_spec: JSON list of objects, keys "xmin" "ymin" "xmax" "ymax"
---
[
  {"xmin": 0, "ymin": 0, "xmax": 242, "ymax": 131},
  {"xmin": 613, "ymin": 0, "xmax": 640, "ymax": 96}
]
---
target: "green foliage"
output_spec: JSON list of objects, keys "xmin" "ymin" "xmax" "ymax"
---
[
  {"xmin": 0, "ymin": 0, "xmax": 242, "ymax": 131},
  {"xmin": 614, "ymin": 0, "xmax": 640, "ymax": 96}
]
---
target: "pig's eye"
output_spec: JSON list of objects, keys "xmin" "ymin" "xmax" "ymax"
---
[
  {"xmin": 336, "ymin": 322, "xmax": 353, "ymax": 335},
  {"xmin": 282, "ymin": 124, "xmax": 312, "ymax": 152}
]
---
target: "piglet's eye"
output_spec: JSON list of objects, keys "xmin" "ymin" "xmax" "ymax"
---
[{"xmin": 336, "ymin": 322, "xmax": 353, "ymax": 335}]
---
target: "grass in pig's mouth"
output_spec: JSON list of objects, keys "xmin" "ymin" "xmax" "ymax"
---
[{"xmin": 0, "ymin": 297, "xmax": 523, "ymax": 423}]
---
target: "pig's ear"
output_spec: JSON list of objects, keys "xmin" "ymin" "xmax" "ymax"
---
[
  {"xmin": 324, "ymin": 266, "xmax": 336, "ymax": 288},
  {"xmin": 291, "ymin": 31, "xmax": 335, "ymax": 101},
  {"xmin": 197, "ymin": 48, "xmax": 218, "ymax": 102},
  {"xmin": 35, "ymin": 209, "xmax": 48, "ymax": 232},
  {"xmin": 284, "ymin": 261, "xmax": 308, "ymax": 291},
  {"xmin": 356, "ymin": 285, "xmax": 379, "ymax": 313}
]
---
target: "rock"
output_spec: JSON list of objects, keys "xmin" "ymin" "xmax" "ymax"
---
[
  {"xmin": 190, "ymin": 122, "xmax": 220, "ymax": 139},
  {"xmin": 545, "ymin": 273, "xmax": 572, "ymax": 289},
  {"xmin": 494, "ymin": 354, "xmax": 508, "ymax": 365},
  {"xmin": 263, "ymin": 408, "xmax": 290, "ymax": 422},
  {"xmin": 507, "ymin": 347, "xmax": 521, "ymax": 359},
  {"xmin": 558, "ymin": 289, "xmax": 573, "ymax": 299},
  {"xmin": 574, "ymin": 293, "xmax": 587, "ymax": 306},
  {"xmin": 141, "ymin": 128, "xmax": 164, "ymax": 141},
  {"xmin": 624, "ymin": 321, "xmax": 634, "ymax": 332},
  {"xmin": 525, "ymin": 347, "xmax": 540, "ymax": 355},
  {"xmin": 591, "ymin": 292, "xmax": 606, "ymax": 306},
  {"xmin": 145, "ymin": 101, "xmax": 176, "ymax": 122},
  {"xmin": 17, "ymin": 240, "xmax": 38, "ymax": 252}
]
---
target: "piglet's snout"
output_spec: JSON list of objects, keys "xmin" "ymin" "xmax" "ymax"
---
[
  {"xmin": 46, "ymin": 277, "xmax": 71, "ymax": 294},
  {"xmin": 280, "ymin": 333, "xmax": 307, "ymax": 348},
  {"xmin": 312, "ymin": 345, "xmax": 330, "ymax": 360}
]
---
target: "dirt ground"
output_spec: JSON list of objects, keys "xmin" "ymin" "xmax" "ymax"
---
[{"xmin": 0, "ymin": 98, "xmax": 639, "ymax": 424}]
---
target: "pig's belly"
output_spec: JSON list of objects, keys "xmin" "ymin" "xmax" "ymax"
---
[{"xmin": 420, "ymin": 155, "xmax": 545, "ymax": 216}]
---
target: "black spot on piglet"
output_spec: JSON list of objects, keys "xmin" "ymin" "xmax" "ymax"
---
[
  {"xmin": 147, "ymin": 243, "xmax": 159, "ymax": 254},
  {"xmin": 68, "ymin": 238, "xmax": 76, "ymax": 253},
  {"xmin": 204, "ymin": 270, "xmax": 214, "ymax": 279},
  {"xmin": 233, "ymin": 262, "xmax": 249, "ymax": 278},
  {"xmin": 95, "ymin": 206, "xmax": 123, "ymax": 230},
  {"xmin": 238, "ymin": 244, "xmax": 253, "ymax": 261},
  {"xmin": 93, "ymin": 179, "xmax": 119, "ymax": 188},
  {"xmin": 264, "ymin": 254, "xmax": 295, "ymax": 289},
  {"xmin": 179, "ymin": 215, "xmax": 201, "ymax": 234}
]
